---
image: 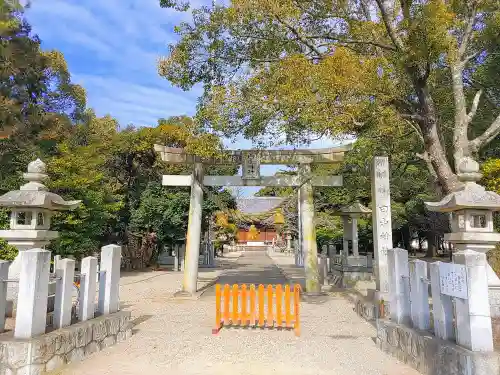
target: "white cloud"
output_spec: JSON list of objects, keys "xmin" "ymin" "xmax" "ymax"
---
[
  {"xmin": 25, "ymin": 0, "xmax": 202, "ymax": 126},
  {"xmin": 73, "ymin": 74, "xmax": 201, "ymax": 126}
]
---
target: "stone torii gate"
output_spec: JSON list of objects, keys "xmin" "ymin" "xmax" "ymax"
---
[{"xmin": 154, "ymin": 145, "xmax": 350, "ymax": 296}]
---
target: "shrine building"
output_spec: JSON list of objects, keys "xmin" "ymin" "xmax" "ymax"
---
[{"xmin": 235, "ymin": 197, "xmax": 285, "ymax": 246}]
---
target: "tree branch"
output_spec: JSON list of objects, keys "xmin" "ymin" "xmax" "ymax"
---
[
  {"xmin": 470, "ymin": 114, "xmax": 500, "ymax": 153},
  {"xmin": 359, "ymin": 0, "xmax": 372, "ymax": 21},
  {"xmin": 308, "ymin": 35, "xmax": 397, "ymax": 51},
  {"xmin": 374, "ymin": 0, "xmax": 405, "ymax": 50},
  {"xmin": 401, "ymin": 113, "xmax": 426, "ymax": 122},
  {"xmin": 458, "ymin": 4, "xmax": 477, "ymax": 61},
  {"xmin": 451, "ymin": 61, "xmax": 468, "ymax": 167},
  {"xmin": 466, "ymin": 89, "xmax": 482, "ymax": 125},
  {"xmin": 273, "ymin": 15, "xmax": 324, "ymax": 58},
  {"xmin": 415, "ymin": 151, "xmax": 440, "ymax": 188}
]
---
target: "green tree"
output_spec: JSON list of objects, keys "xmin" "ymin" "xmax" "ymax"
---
[
  {"xmin": 0, "ymin": 2, "xmax": 85, "ymax": 193},
  {"xmin": 0, "ymin": 209, "xmax": 17, "ymax": 260},
  {"xmin": 159, "ymin": 0, "xmax": 500, "ymax": 195},
  {"xmin": 47, "ymin": 113, "xmax": 235, "ymax": 258}
]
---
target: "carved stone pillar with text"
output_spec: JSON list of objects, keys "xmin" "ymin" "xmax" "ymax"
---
[
  {"xmin": 299, "ymin": 163, "xmax": 320, "ymax": 294},
  {"xmin": 371, "ymin": 157, "xmax": 392, "ymax": 300}
]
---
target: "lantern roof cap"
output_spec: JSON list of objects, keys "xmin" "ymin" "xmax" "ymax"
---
[
  {"xmin": 334, "ymin": 201, "xmax": 372, "ymax": 216},
  {"xmin": 0, "ymin": 159, "xmax": 81, "ymax": 210},
  {"xmin": 425, "ymin": 157, "xmax": 500, "ymax": 213}
]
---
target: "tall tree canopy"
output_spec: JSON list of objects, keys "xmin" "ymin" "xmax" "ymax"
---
[
  {"xmin": 159, "ymin": 0, "xmax": 500, "ymax": 195},
  {"xmin": 0, "ymin": 0, "xmax": 86, "ymax": 191},
  {"xmin": 0, "ymin": 4, "xmax": 236, "ymax": 260}
]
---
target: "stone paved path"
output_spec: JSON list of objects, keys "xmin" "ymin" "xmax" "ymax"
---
[{"xmin": 60, "ymin": 250, "xmax": 419, "ymax": 375}]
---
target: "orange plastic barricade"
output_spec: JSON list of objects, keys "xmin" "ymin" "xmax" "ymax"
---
[{"xmin": 212, "ymin": 283, "xmax": 301, "ymax": 336}]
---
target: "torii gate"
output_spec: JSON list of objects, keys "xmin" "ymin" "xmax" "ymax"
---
[{"xmin": 154, "ymin": 145, "xmax": 350, "ymax": 296}]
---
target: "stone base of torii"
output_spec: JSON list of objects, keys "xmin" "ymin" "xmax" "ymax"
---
[{"xmin": 154, "ymin": 145, "xmax": 350, "ymax": 296}]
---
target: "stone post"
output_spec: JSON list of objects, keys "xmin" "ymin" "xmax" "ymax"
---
[
  {"xmin": 453, "ymin": 250, "xmax": 494, "ymax": 352},
  {"xmin": 299, "ymin": 163, "xmax": 320, "ymax": 294},
  {"xmin": 173, "ymin": 244, "xmax": 179, "ymax": 272},
  {"xmin": 351, "ymin": 218, "xmax": 359, "ymax": 256},
  {"xmin": 0, "ymin": 261, "xmax": 9, "ymax": 332},
  {"xmin": 79, "ymin": 256, "xmax": 97, "ymax": 321},
  {"xmin": 319, "ymin": 254, "xmax": 329, "ymax": 286},
  {"xmin": 208, "ymin": 242, "xmax": 215, "ymax": 267},
  {"xmin": 429, "ymin": 262, "xmax": 454, "ymax": 340},
  {"xmin": 15, "ymin": 249, "xmax": 51, "ymax": 339},
  {"xmin": 98, "ymin": 244, "xmax": 121, "ymax": 315},
  {"xmin": 409, "ymin": 259, "xmax": 430, "ymax": 330},
  {"xmin": 371, "ymin": 156, "xmax": 393, "ymax": 300},
  {"xmin": 53, "ymin": 255, "xmax": 61, "ymax": 273},
  {"xmin": 54, "ymin": 258, "xmax": 75, "ymax": 329},
  {"xmin": 342, "ymin": 216, "xmax": 349, "ymax": 260},
  {"xmin": 321, "ymin": 245, "xmax": 327, "ymax": 255},
  {"xmin": 181, "ymin": 162, "xmax": 204, "ymax": 295},
  {"xmin": 387, "ymin": 248, "xmax": 410, "ymax": 325}
]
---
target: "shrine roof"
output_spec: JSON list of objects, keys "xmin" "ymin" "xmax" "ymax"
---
[{"xmin": 236, "ymin": 197, "xmax": 286, "ymax": 214}]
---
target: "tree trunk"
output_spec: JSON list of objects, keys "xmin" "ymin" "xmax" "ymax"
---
[
  {"xmin": 402, "ymin": 225, "xmax": 411, "ymax": 252},
  {"xmin": 413, "ymin": 82, "xmax": 462, "ymax": 195},
  {"xmin": 407, "ymin": 71, "xmax": 460, "ymax": 195},
  {"xmin": 425, "ymin": 233, "xmax": 438, "ymax": 258}
]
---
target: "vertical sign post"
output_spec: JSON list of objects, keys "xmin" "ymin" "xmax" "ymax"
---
[{"xmin": 371, "ymin": 156, "xmax": 392, "ymax": 298}]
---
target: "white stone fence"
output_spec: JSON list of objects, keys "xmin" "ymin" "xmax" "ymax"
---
[
  {"xmin": 387, "ymin": 248, "xmax": 494, "ymax": 352},
  {"xmin": 0, "ymin": 244, "xmax": 121, "ymax": 339}
]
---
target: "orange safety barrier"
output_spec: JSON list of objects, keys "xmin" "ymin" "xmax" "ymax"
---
[{"xmin": 213, "ymin": 283, "xmax": 301, "ymax": 336}]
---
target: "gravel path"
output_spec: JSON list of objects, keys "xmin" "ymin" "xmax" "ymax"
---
[{"xmin": 60, "ymin": 250, "xmax": 419, "ymax": 375}]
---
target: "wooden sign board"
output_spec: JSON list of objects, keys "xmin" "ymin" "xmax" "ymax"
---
[{"xmin": 439, "ymin": 262, "xmax": 468, "ymax": 299}]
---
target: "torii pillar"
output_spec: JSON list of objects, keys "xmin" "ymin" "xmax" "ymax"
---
[
  {"xmin": 154, "ymin": 145, "xmax": 350, "ymax": 296},
  {"xmin": 183, "ymin": 162, "xmax": 204, "ymax": 296},
  {"xmin": 299, "ymin": 163, "xmax": 320, "ymax": 294}
]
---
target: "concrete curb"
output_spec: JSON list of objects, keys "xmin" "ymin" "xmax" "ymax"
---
[
  {"xmin": 268, "ymin": 254, "xmax": 306, "ymax": 288},
  {"xmin": 171, "ymin": 252, "xmax": 244, "ymax": 301}
]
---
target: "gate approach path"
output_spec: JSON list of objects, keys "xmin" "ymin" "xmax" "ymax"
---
[{"xmin": 59, "ymin": 250, "xmax": 419, "ymax": 375}]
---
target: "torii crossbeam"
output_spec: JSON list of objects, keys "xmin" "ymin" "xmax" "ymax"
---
[{"xmin": 154, "ymin": 145, "xmax": 350, "ymax": 296}]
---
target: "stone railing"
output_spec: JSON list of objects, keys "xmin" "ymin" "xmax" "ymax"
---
[
  {"xmin": 157, "ymin": 242, "xmax": 215, "ymax": 270},
  {"xmin": 386, "ymin": 248, "xmax": 494, "ymax": 351},
  {"xmin": 0, "ymin": 245, "xmax": 131, "ymax": 374},
  {"xmin": 377, "ymin": 248, "xmax": 498, "ymax": 375},
  {"xmin": 0, "ymin": 244, "xmax": 121, "ymax": 337}
]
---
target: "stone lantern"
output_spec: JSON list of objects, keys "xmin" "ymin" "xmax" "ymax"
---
[
  {"xmin": 0, "ymin": 159, "xmax": 80, "ymax": 299},
  {"xmin": 425, "ymin": 157, "xmax": 500, "ymax": 313},
  {"xmin": 334, "ymin": 201, "xmax": 372, "ymax": 257},
  {"xmin": 331, "ymin": 201, "xmax": 373, "ymax": 288}
]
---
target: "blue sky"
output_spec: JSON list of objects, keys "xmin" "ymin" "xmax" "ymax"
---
[
  {"xmin": 26, "ymin": 0, "xmax": 201, "ymax": 127},
  {"xmin": 25, "ymin": 0, "xmax": 347, "ymax": 195}
]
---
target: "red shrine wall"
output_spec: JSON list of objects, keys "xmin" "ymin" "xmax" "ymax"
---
[{"xmin": 237, "ymin": 228, "xmax": 279, "ymax": 244}]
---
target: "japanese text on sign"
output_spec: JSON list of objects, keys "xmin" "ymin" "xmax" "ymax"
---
[{"xmin": 439, "ymin": 262, "xmax": 468, "ymax": 299}]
